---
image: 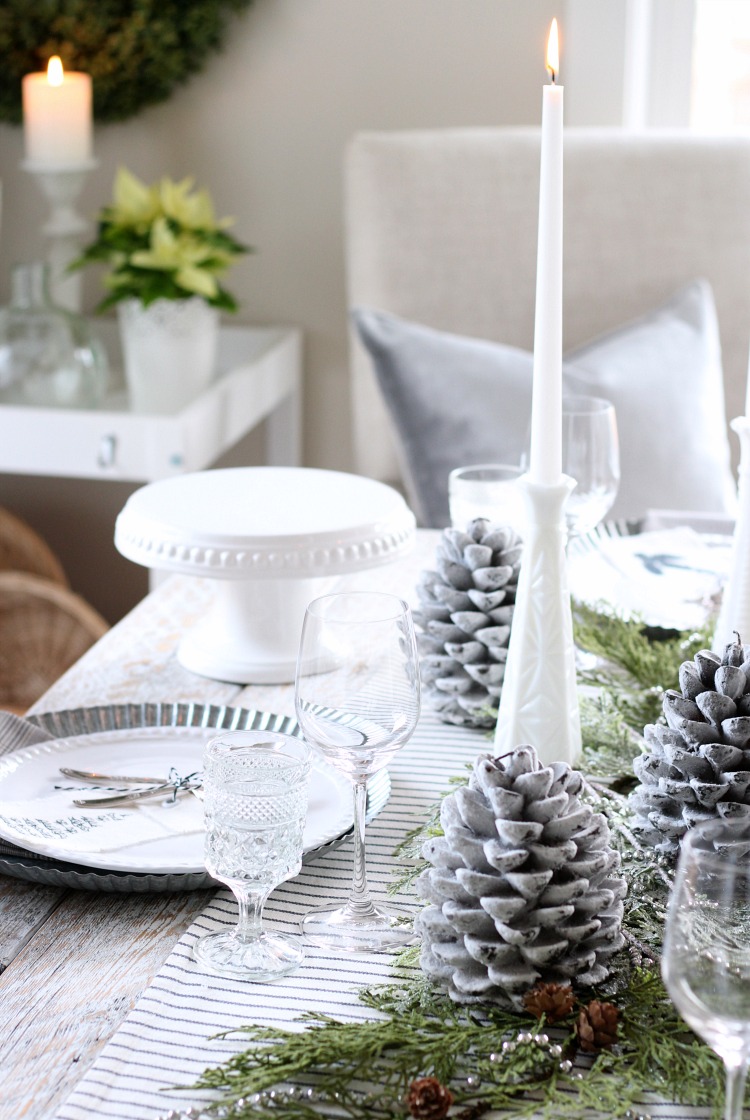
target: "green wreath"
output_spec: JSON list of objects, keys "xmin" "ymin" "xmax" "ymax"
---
[{"xmin": 0, "ymin": 0, "xmax": 254, "ymax": 124}]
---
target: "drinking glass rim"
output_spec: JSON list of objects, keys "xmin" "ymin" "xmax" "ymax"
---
[
  {"xmin": 448, "ymin": 462, "xmax": 525, "ymax": 482},
  {"xmin": 205, "ymin": 731, "xmax": 311, "ymax": 773},
  {"xmin": 305, "ymin": 590, "xmax": 411, "ymax": 624},
  {"xmin": 561, "ymin": 394, "xmax": 615, "ymax": 415}
]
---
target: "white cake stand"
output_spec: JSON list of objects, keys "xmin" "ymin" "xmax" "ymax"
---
[{"xmin": 114, "ymin": 466, "xmax": 416, "ymax": 684}]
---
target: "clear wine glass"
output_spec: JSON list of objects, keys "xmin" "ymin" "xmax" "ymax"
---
[
  {"xmin": 193, "ymin": 730, "xmax": 311, "ymax": 981},
  {"xmin": 561, "ymin": 394, "xmax": 620, "ymax": 539},
  {"xmin": 295, "ymin": 591, "xmax": 421, "ymax": 951},
  {"xmin": 662, "ymin": 818, "xmax": 750, "ymax": 1120}
]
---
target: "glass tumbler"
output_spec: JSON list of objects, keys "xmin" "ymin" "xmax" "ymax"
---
[
  {"xmin": 448, "ymin": 463, "xmax": 526, "ymax": 532},
  {"xmin": 193, "ymin": 730, "xmax": 311, "ymax": 981}
]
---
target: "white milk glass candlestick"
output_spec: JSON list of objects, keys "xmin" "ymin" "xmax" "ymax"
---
[
  {"xmin": 494, "ymin": 474, "xmax": 581, "ymax": 766},
  {"xmin": 714, "ymin": 417, "xmax": 750, "ymax": 652}
]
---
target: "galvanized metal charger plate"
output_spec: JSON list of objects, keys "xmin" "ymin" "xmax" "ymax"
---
[{"xmin": 0, "ymin": 702, "xmax": 390, "ymax": 893}]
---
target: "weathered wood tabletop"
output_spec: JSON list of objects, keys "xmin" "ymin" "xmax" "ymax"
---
[{"xmin": 0, "ymin": 536, "xmax": 436, "ymax": 1120}]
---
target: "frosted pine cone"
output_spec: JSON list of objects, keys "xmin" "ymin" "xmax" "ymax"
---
[
  {"xmin": 629, "ymin": 633, "xmax": 750, "ymax": 856},
  {"xmin": 415, "ymin": 747, "xmax": 626, "ymax": 1008},
  {"xmin": 414, "ymin": 519, "xmax": 522, "ymax": 728}
]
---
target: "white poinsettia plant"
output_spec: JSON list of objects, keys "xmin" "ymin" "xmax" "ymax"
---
[{"xmin": 72, "ymin": 167, "xmax": 249, "ymax": 312}]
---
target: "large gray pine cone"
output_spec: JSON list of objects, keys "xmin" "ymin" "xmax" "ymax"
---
[
  {"xmin": 415, "ymin": 746, "xmax": 626, "ymax": 1008},
  {"xmin": 414, "ymin": 519, "xmax": 522, "ymax": 729},
  {"xmin": 629, "ymin": 634, "xmax": 750, "ymax": 856}
]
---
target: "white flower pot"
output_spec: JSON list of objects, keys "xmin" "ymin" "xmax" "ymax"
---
[{"xmin": 118, "ymin": 297, "xmax": 219, "ymax": 414}]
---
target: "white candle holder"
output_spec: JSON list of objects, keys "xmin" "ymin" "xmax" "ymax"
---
[
  {"xmin": 23, "ymin": 158, "xmax": 97, "ymax": 313},
  {"xmin": 713, "ymin": 416, "xmax": 750, "ymax": 652},
  {"xmin": 493, "ymin": 473, "xmax": 581, "ymax": 767}
]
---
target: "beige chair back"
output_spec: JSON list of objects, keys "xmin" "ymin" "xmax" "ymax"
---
[{"xmin": 345, "ymin": 128, "xmax": 750, "ymax": 485}]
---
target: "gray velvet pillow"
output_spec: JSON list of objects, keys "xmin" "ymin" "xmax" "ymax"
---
[{"xmin": 353, "ymin": 280, "xmax": 736, "ymax": 527}]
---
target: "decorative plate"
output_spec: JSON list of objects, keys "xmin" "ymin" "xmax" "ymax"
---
[{"xmin": 0, "ymin": 703, "xmax": 390, "ymax": 893}]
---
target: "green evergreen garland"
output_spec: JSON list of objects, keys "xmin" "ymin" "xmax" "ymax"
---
[{"xmin": 0, "ymin": 1, "xmax": 253, "ymax": 124}]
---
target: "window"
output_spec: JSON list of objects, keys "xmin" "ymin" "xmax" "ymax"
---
[{"xmin": 691, "ymin": 0, "xmax": 750, "ymax": 131}]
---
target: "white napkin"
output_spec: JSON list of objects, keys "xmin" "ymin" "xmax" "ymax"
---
[
  {"xmin": 0, "ymin": 710, "xmax": 204, "ymax": 859},
  {"xmin": 567, "ymin": 526, "xmax": 730, "ymax": 630},
  {"xmin": 0, "ymin": 786, "xmax": 203, "ymax": 855}
]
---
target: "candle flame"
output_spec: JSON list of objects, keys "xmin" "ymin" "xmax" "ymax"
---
[
  {"xmin": 47, "ymin": 56, "xmax": 64, "ymax": 86},
  {"xmin": 546, "ymin": 19, "xmax": 559, "ymax": 83}
]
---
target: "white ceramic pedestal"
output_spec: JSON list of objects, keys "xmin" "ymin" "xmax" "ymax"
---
[{"xmin": 114, "ymin": 467, "xmax": 416, "ymax": 683}]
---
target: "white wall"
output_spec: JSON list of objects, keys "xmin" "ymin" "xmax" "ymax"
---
[{"xmin": 0, "ymin": 0, "xmax": 626, "ymax": 620}]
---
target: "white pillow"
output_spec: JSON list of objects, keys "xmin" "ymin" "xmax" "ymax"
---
[{"xmin": 354, "ymin": 280, "xmax": 736, "ymax": 526}]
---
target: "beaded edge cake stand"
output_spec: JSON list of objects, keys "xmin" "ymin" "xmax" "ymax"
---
[{"xmin": 114, "ymin": 467, "xmax": 416, "ymax": 684}]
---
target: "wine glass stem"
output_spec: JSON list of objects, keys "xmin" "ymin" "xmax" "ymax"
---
[
  {"xmin": 235, "ymin": 887, "xmax": 269, "ymax": 943},
  {"xmin": 725, "ymin": 1061, "xmax": 748, "ymax": 1120},
  {"xmin": 348, "ymin": 778, "xmax": 376, "ymax": 917}
]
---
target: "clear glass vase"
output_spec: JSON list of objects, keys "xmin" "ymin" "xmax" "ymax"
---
[{"xmin": 0, "ymin": 262, "xmax": 109, "ymax": 408}]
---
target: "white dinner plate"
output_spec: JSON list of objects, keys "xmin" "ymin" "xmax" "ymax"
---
[{"xmin": 0, "ymin": 726, "xmax": 353, "ymax": 875}]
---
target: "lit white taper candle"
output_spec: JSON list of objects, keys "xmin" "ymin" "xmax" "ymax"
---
[{"xmin": 528, "ymin": 19, "xmax": 564, "ymax": 486}]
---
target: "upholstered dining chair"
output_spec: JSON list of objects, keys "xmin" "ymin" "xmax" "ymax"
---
[{"xmin": 344, "ymin": 129, "xmax": 750, "ymax": 527}]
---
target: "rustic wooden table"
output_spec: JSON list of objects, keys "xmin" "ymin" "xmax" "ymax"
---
[{"xmin": 0, "ymin": 534, "xmax": 438, "ymax": 1120}]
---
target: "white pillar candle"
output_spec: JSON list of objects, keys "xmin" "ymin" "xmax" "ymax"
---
[
  {"xmin": 22, "ymin": 56, "xmax": 92, "ymax": 167},
  {"xmin": 528, "ymin": 19, "xmax": 564, "ymax": 486}
]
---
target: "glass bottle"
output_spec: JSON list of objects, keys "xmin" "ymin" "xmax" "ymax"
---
[{"xmin": 0, "ymin": 262, "xmax": 109, "ymax": 408}]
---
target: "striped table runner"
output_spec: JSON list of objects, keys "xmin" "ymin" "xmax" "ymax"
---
[{"xmin": 55, "ymin": 711, "xmax": 716, "ymax": 1120}]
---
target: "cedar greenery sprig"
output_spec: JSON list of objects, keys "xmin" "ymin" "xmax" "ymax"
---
[
  {"xmin": 572, "ymin": 600, "xmax": 711, "ymax": 731},
  {"xmin": 184, "ymin": 968, "xmax": 729, "ymax": 1120}
]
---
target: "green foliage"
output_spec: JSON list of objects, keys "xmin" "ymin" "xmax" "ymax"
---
[
  {"xmin": 573, "ymin": 600, "xmax": 711, "ymax": 731},
  {"xmin": 0, "ymin": 1, "xmax": 253, "ymax": 124},
  {"xmin": 186, "ymin": 968, "xmax": 728, "ymax": 1120}
]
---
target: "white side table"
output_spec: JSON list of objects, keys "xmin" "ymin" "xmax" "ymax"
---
[
  {"xmin": 0, "ymin": 323, "xmax": 301, "ymax": 481},
  {"xmin": 0, "ymin": 323, "xmax": 302, "ymax": 621}
]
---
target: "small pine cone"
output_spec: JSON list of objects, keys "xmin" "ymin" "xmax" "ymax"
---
[
  {"xmin": 522, "ymin": 981, "xmax": 575, "ymax": 1023},
  {"xmin": 576, "ymin": 999, "xmax": 619, "ymax": 1052},
  {"xmin": 406, "ymin": 1076, "xmax": 454, "ymax": 1120}
]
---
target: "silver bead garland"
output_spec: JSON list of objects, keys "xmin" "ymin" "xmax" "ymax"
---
[{"xmin": 154, "ymin": 1025, "xmax": 652, "ymax": 1119}]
